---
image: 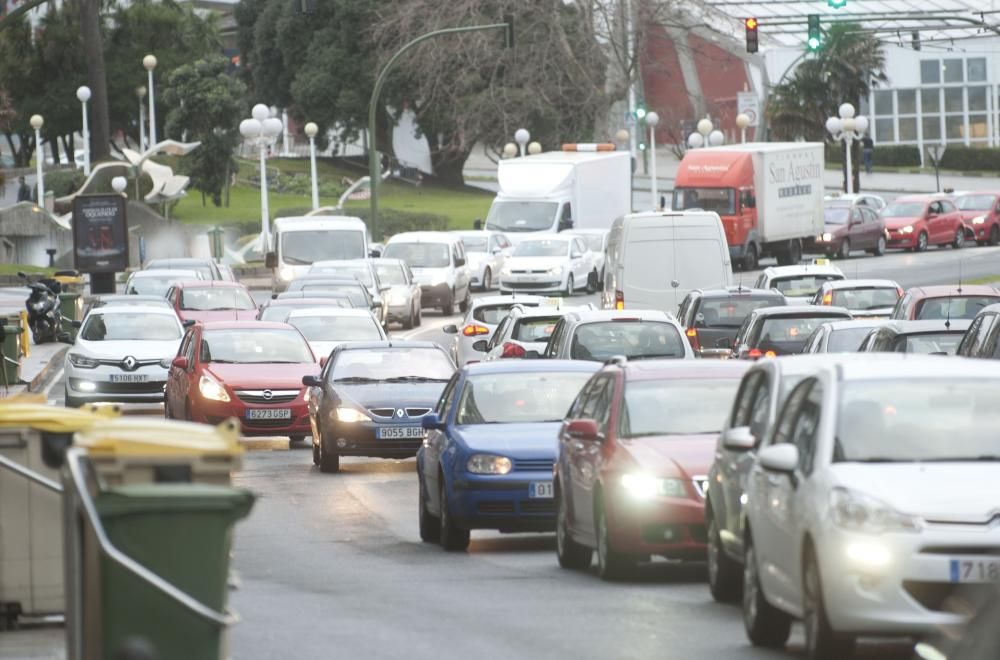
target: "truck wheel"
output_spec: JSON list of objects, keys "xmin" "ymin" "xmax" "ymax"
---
[
  {"xmin": 741, "ymin": 245, "xmax": 758, "ymax": 271},
  {"xmin": 788, "ymin": 239, "xmax": 802, "ymax": 264}
]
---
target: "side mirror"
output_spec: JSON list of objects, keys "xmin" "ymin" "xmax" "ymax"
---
[
  {"xmin": 454, "ymin": 257, "xmax": 466, "ymax": 267},
  {"xmin": 265, "ymin": 252, "xmax": 278, "ymax": 269},
  {"xmin": 571, "ymin": 252, "xmax": 583, "ymax": 259},
  {"xmin": 558, "ymin": 219, "xmax": 574, "ymax": 231},
  {"xmin": 471, "ymin": 339, "xmax": 488, "ymax": 352},
  {"xmin": 566, "ymin": 419, "xmax": 602, "ymax": 441},
  {"xmin": 320, "ymin": 356, "xmax": 328, "ymax": 367},
  {"xmin": 182, "ymin": 319, "xmax": 196, "ymax": 328},
  {"xmin": 715, "ymin": 337, "xmax": 732, "ymax": 348},
  {"xmin": 492, "ymin": 248, "xmax": 502, "ymax": 255},
  {"xmin": 369, "ymin": 249, "xmax": 382, "ymax": 258},
  {"xmin": 759, "ymin": 444, "xmax": 799, "ymax": 473},
  {"xmin": 171, "ymin": 356, "xmax": 189, "ymax": 370},
  {"xmin": 57, "ymin": 332, "xmax": 74, "ymax": 344},
  {"xmin": 442, "ymin": 324, "xmax": 459, "ymax": 335},
  {"xmin": 71, "ymin": 320, "xmax": 83, "ymax": 329},
  {"xmin": 722, "ymin": 426, "xmax": 756, "ymax": 451},
  {"xmin": 421, "ymin": 412, "xmax": 445, "ymax": 430},
  {"xmin": 302, "ymin": 374, "xmax": 322, "ymax": 387},
  {"xmin": 271, "ymin": 294, "xmax": 278, "ymax": 300}
]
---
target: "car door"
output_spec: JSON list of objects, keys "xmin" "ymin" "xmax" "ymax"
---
[
  {"xmin": 714, "ymin": 370, "xmax": 763, "ymax": 549},
  {"xmin": 170, "ymin": 327, "xmax": 198, "ymax": 417},
  {"xmin": 857, "ymin": 207, "xmax": 878, "ymax": 249},
  {"xmin": 165, "ymin": 328, "xmax": 193, "ymax": 417},
  {"xmin": 940, "ymin": 200, "xmax": 963, "ymax": 243},
  {"xmin": 565, "ymin": 375, "xmax": 613, "ymax": 538},
  {"xmin": 422, "ymin": 373, "xmax": 460, "ymax": 515},
  {"xmin": 484, "ymin": 315, "xmax": 512, "ymax": 360},
  {"xmin": 926, "ymin": 201, "xmax": 946, "ymax": 243}
]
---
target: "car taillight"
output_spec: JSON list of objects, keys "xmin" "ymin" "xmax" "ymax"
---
[
  {"xmin": 685, "ymin": 327, "xmax": 701, "ymax": 351},
  {"xmin": 747, "ymin": 348, "xmax": 762, "ymax": 359},
  {"xmin": 500, "ymin": 342, "xmax": 526, "ymax": 359},
  {"xmin": 615, "ymin": 290, "xmax": 624, "ymax": 310},
  {"xmin": 821, "ymin": 293, "xmax": 833, "ymax": 305},
  {"xmin": 463, "ymin": 324, "xmax": 490, "ymax": 337},
  {"xmin": 765, "ymin": 350, "xmax": 776, "ymax": 358}
]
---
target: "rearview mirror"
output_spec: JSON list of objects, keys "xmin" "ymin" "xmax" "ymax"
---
[
  {"xmin": 369, "ymin": 248, "xmax": 382, "ymax": 258},
  {"xmin": 302, "ymin": 374, "xmax": 322, "ymax": 387},
  {"xmin": 722, "ymin": 426, "xmax": 755, "ymax": 451},
  {"xmin": 471, "ymin": 340, "xmax": 488, "ymax": 352},
  {"xmin": 421, "ymin": 412, "xmax": 445, "ymax": 431},
  {"xmin": 566, "ymin": 419, "xmax": 602, "ymax": 441},
  {"xmin": 442, "ymin": 324, "xmax": 459, "ymax": 335},
  {"xmin": 171, "ymin": 356, "xmax": 189, "ymax": 370},
  {"xmin": 265, "ymin": 252, "xmax": 278, "ymax": 269},
  {"xmin": 182, "ymin": 319, "xmax": 196, "ymax": 327},
  {"xmin": 759, "ymin": 444, "xmax": 799, "ymax": 473}
]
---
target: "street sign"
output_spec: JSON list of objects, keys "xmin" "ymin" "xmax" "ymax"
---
[
  {"xmin": 925, "ymin": 143, "xmax": 946, "ymax": 165},
  {"xmin": 72, "ymin": 194, "xmax": 129, "ymax": 273},
  {"xmin": 737, "ymin": 91, "xmax": 760, "ymax": 127}
]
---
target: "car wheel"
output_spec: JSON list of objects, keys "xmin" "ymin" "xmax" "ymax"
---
[
  {"xmin": 418, "ymin": 473, "xmax": 439, "ymax": 543},
  {"xmin": 556, "ymin": 489, "xmax": 592, "ymax": 570},
  {"xmin": 989, "ymin": 225, "xmax": 1000, "ymax": 246},
  {"xmin": 586, "ymin": 270, "xmax": 598, "ymax": 294},
  {"xmin": 439, "ymin": 477, "xmax": 469, "ymax": 551},
  {"xmin": 742, "ymin": 534, "xmax": 792, "ymax": 648},
  {"xmin": 312, "ymin": 442, "xmax": 320, "ymax": 466},
  {"xmin": 953, "ymin": 227, "xmax": 966, "ymax": 249},
  {"xmin": 707, "ymin": 515, "xmax": 742, "ymax": 603},
  {"xmin": 916, "ymin": 231, "xmax": 929, "ymax": 252},
  {"xmin": 481, "ymin": 268, "xmax": 492, "ymax": 291},
  {"xmin": 415, "ymin": 306, "xmax": 422, "ymax": 326},
  {"xmin": 838, "ymin": 239, "xmax": 851, "ymax": 260},
  {"xmin": 441, "ymin": 291, "xmax": 455, "ymax": 316},
  {"xmin": 318, "ymin": 426, "xmax": 340, "ymax": 473},
  {"xmin": 401, "ymin": 308, "xmax": 414, "ymax": 330},
  {"xmin": 564, "ymin": 274, "xmax": 575, "ymax": 298},
  {"xmin": 595, "ymin": 497, "xmax": 632, "ymax": 581},
  {"xmin": 288, "ymin": 434, "xmax": 305, "ymax": 446},
  {"xmin": 459, "ymin": 288, "xmax": 471, "ymax": 314},
  {"xmin": 873, "ymin": 235, "xmax": 886, "ymax": 256},
  {"xmin": 803, "ymin": 547, "xmax": 855, "ymax": 659}
]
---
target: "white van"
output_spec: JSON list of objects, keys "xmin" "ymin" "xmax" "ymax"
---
[
  {"xmin": 267, "ymin": 216, "xmax": 369, "ymax": 292},
  {"xmin": 382, "ymin": 232, "xmax": 472, "ymax": 315},
  {"xmin": 603, "ymin": 211, "xmax": 733, "ymax": 314}
]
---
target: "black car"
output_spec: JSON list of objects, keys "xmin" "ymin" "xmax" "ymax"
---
[
  {"xmin": 858, "ymin": 319, "xmax": 972, "ymax": 355},
  {"xmin": 303, "ymin": 341, "xmax": 456, "ymax": 473},
  {"xmin": 731, "ymin": 305, "xmax": 852, "ymax": 359},
  {"xmin": 676, "ymin": 287, "xmax": 786, "ymax": 357}
]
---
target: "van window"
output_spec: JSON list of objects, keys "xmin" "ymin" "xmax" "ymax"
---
[
  {"xmin": 485, "ymin": 201, "xmax": 559, "ymax": 233},
  {"xmin": 281, "ymin": 230, "xmax": 365, "ymax": 265}
]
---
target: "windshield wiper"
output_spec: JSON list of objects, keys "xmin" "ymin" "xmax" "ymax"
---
[
  {"xmin": 333, "ymin": 376, "xmax": 380, "ymax": 383},
  {"xmin": 282, "ymin": 256, "xmax": 311, "ymax": 265},
  {"xmin": 208, "ymin": 359, "xmax": 240, "ymax": 363},
  {"xmin": 382, "ymin": 376, "xmax": 450, "ymax": 383}
]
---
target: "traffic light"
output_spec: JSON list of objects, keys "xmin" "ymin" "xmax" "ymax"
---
[
  {"xmin": 745, "ymin": 17, "xmax": 759, "ymax": 54},
  {"xmin": 807, "ymin": 14, "xmax": 821, "ymax": 51},
  {"xmin": 828, "ymin": 0, "xmax": 847, "ymax": 7},
  {"xmin": 636, "ymin": 106, "xmax": 647, "ymax": 121}
]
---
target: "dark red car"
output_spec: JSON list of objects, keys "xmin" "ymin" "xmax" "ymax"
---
[
  {"xmin": 890, "ymin": 284, "xmax": 1000, "ymax": 320},
  {"xmin": 164, "ymin": 280, "xmax": 259, "ymax": 324},
  {"xmin": 554, "ymin": 359, "xmax": 749, "ymax": 580},
  {"xmin": 164, "ymin": 321, "xmax": 317, "ymax": 442},
  {"xmin": 881, "ymin": 194, "xmax": 973, "ymax": 252},
  {"xmin": 953, "ymin": 191, "xmax": 1000, "ymax": 246}
]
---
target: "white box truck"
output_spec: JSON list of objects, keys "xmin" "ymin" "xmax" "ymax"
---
[
  {"xmin": 672, "ymin": 142, "xmax": 825, "ymax": 269},
  {"xmin": 484, "ymin": 147, "xmax": 631, "ymax": 237}
]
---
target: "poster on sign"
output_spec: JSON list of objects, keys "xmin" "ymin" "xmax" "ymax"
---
[
  {"xmin": 72, "ymin": 195, "xmax": 129, "ymax": 273},
  {"xmin": 737, "ymin": 92, "xmax": 760, "ymax": 128}
]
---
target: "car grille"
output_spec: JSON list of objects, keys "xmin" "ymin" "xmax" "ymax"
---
[
  {"xmin": 95, "ymin": 358, "xmax": 163, "ymax": 369},
  {"xmin": 235, "ymin": 389, "xmax": 299, "ymax": 405},
  {"xmin": 520, "ymin": 500, "xmax": 556, "ymax": 514},
  {"xmin": 692, "ymin": 477, "xmax": 709, "ymax": 499},
  {"xmin": 920, "ymin": 546, "xmax": 1000, "ymax": 555},
  {"xmin": 368, "ymin": 407, "xmax": 430, "ymax": 419},
  {"xmin": 514, "ymin": 459, "xmax": 554, "ymax": 472},
  {"xmin": 406, "ymin": 407, "xmax": 431, "ymax": 417},
  {"xmin": 242, "ymin": 418, "xmax": 294, "ymax": 429},
  {"xmin": 507, "ymin": 283, "xmax": 557, "ymax": 290},
  {"xmin": 369, "ymin": 408, "xmax": 395, "ymax": 418}
]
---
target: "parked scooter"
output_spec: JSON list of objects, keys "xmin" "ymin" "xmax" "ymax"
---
[{"xmin": 18, "ymin": 272, "xmax": 62, "ymax": 344}]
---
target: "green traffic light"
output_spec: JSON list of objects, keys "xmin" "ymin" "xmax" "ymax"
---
[
  {"xmin": 808, "ymin": 36, "xmax": 820, "ymax": 50},
  {"xmin": 828, "ymin": 0, "xmax": 847, "ymax": 7},
  {"xmin": 636, "ymin": 108, "xmax": 647, "ymax": 120}
]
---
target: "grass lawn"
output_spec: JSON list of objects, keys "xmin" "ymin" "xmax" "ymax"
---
[
  {"xmin": 0, "ymin": 264, "xmax": 54, "ymax": 275},
  {"xmin": 172, "ymin": 157, "xmax": 492, "ymax": 230},
  {"xmin": 960, "ymin": 273, "xmax": 1000, "ymax": 285}
]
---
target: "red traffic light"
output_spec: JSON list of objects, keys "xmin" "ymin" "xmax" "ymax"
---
[{"xmin": 745, "ymin": 17, "xmax": 758, "ymax": 30}]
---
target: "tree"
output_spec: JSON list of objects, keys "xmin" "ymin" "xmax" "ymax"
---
[
  {"xmin": 77, "ymin": 0, "xmax": 112, "ymax": 162},
  {"xmin": 35, "ymin": 6, "xmax": 89, "ymax": 164},
  {"xmin": 161, "ymin": 56, "xmax": 245, "ymax": 206},
  {"xmin": 0, "ymin": 15, "xmax": 44, "ymax": 167}
]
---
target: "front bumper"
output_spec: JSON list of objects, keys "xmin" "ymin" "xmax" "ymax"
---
[
  {"xmin": 499, "ymin": 274, "xmax": 564, "ymax": 294},
  {"xmin": 814, "ymin": 523, "xmax": 1000, "ymax": 635},
  {"xmin": 65, "ymin": 363, "xmax": 168, "ymax": 403},
  {"xmin": 318, "ymin": 417, "xmax": 428, "ymax": 458},
  {"xmin": 606, "ymin": 491, "xmax": 707, "ymax": 559},
  {"xmin": 419, "ymin": 283, "xmax": 452, "ymax": 309},
  {"xmin": 191, "ymin": 394, "xmax": 311, "ymax": 437},
  {"xmin": 448, "ymin": 470, "xmax": 556, "ymax": 532},
  {"xmin": 886, "ymin": 231, "xmax": 917, "ymax": 248}
]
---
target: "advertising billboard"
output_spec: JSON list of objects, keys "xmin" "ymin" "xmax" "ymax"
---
[{"xmin": 72, "ymin": 194, "xmax": 129, "ymax": 273}]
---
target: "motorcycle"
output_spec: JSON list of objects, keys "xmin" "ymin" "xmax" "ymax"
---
[{"xmin": 18, "ymin": 272, "xmax": 62, "ymax": 344}]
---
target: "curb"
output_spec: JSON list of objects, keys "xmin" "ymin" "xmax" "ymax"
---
[{"xmin": 26, "ymin": 346, "xmax": 68, "ymax": 393}]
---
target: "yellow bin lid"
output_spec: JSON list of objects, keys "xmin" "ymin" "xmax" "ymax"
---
[
  {"xmin": 0, "ymin": 394, "xmax": 120, "ymax": 433},
  {"xmin": 74, "ymin": 417, "xmax": 243, "ymax": 458}
]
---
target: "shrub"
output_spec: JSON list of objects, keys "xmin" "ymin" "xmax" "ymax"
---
[
  {"xmin": 825, "ymin": 144, "xmax": 921, "ymax": 167},
  {"xmin": 45, "ymin": 169, "xmax": 88, "ymax": 197},
  {"xmin": 938, "ymin": 145, "xmax": 1000, "ymax": 172}
]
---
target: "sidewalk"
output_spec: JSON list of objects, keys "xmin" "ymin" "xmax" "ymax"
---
[
  {"xmin": 0, "ymin": 289, "xmax": 68, "ymax": 397},
  {"xmin": 0, "ymin": 626, "xmax": 64, "ymax": 659}
]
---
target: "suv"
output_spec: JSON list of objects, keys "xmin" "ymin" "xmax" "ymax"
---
[
  {"xmin": 383, "ymin": 231, "xmax": 472, "ymax": 315},
  {"xmin": 731, "ymin": 305, "xmax": 852, "ymax": 359},
  {"xmin": 956, "ymin": 303, "xmax": 1000, "ymax": 359},
  {"xmin": 543, "ymin": 309, "xmax": 693, "ymax": 361},
  {"xmin": 676, "ymin": 287, "xmax": 786, "ymax": 357}
]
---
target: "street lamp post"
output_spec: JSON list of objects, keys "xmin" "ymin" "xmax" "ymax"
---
[
  {"xmin": 30, "ymin": 114, "xmax": 44, "ymax": 205},
  {"xmin": 514, "ymin": 128, "xmax": 530, "ymax": 157},
  {"xmin": 645, "ymin": 111, "xmax": 660, "ymax": 209},
  {"xmin": 240, "ymin": 104, "xmax": 284, "ymax": 251},
  {"xmin": 136, "ymin": 86, "xmax": 147, "ymax": 151},
  {"xmin": 143, "ymin": 54, "xmax": 157, "ymax": 147},
  {"xmin": 736, "ymin": 113, "xmax": 751, "ymax": 144},
  {"xmin": 304, "ymin": 122, "xmax": 320, "ymax": 211},
  {"xmin": 825, "ymin": 103, "xmax": 869, "ymax": 195},
  {"xmin": 76, "ymin": 86, "xmax": 91, "ymax": 175}
]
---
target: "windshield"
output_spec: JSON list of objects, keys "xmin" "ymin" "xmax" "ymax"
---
[
  {"xmin": 289, "ymin": 315, "xmax": 383, "ymax": 342},
  {"xmin": 956, "ymin": 195, "xmax": 996, "ymax": 211},
  {"xmin": 513, "ymin": 316, "xmax": 561, "ymax": 342},
  {"xmin": 330, "ymin": 348, "xmax": 454, "ymax": 382},
  {"xmin": 474, "ymin": 303, "xmax": 535, "ymax": 325},
  {"xmin": 756, "ymin": 316, "xmax": 834, "ymax": 354},
  {"xmin": 280, "ymin": 230, "xmax": 365, "ymax": 265},
  {"xmin": 180, "ymin": 287, "xmax": 255, "ymax": 311},
  {"xmin": 461, "ymin": 237, "xmax": 488, "ymax": 252},
  {"xmin": 915, "ymin": 296, "xmax": 999, "ymax": 320},
  {"xmin": 824, "ymin": 208, "xmax": 850, "ymax": 225},
  {"xmin": 374, "ymin": 263, "xmax": 406, "ymax": 285},
  {"xmin": 772, "ymin": 275, "xmax": 842, "ymax": 297},
  {"xmin": 697, "ymin": 297, "xmax": 782, "ymax": 328},
  {"xmin": 308, "ymin": 265, "xmax": 373, "ymax": 287},
  {"xmin": 455, "ymin": 372, "xmax": 592, "ymax": 424},
  {"xmin": 621, "ymin": 378, "xmax": 742, "ymax": 436},
  {"xmin": 382, "ymin": 242, "xmax": 450, "ymax": 268},
  {"xmin": 831, "ymin": 288, "xmax": 900, "ymax": 310},
  {"xmin": 513, "ymin": 240, "xmax": 569, "ymax": 258},
  {"xmin": 882, "ymin": 202, "xmax": 925, "ymax": 218},
  {"xmin": 485, "ymin": 201, "xmax": 559, "ymax": 233},
  {"xmin": 127, "ymin": 276, "xmax": 189, "ymax": 296},
  {"xmin": 895, "ymin": 332, "xmax": 963, "ymax": 355},
  {"xmin": 81, "ymin": 313, "xmax": 180, "ymax": 341},
  {"xmin": 570, "ymin": 321, "xmax": 685, "ymax": 360},
  {"xmin": 672, "ymin": 188, "xmax": 736, "ymax": 215},
  {"xmin": 835, "ymin": 380, "xmax": 1000, "ymax": 462},
  {"xmin": 201, "ymin": 329, "xmax": 313, "ymax": 364},
  {"xmin": 827, "ymin": 327, "xmax": 876, "ymax": 352}
]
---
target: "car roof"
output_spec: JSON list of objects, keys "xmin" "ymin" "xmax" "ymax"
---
[
  {"xmin": 336, "ymin": 340, "xmax": 442, "ymax": 351},
  {"xmin": 757, "ymin": 353, "xmax": 889, "ymax": 378},
  {"xmin": 268, "ymin": 297, "xmax": 348, "ymax": 306},
  {"xmin": 386, "ymin": 231, "xmax": 461, "ymax": 244},
  {"xmin": 95, "ymin": 294, "xmax": 165, "ymax": 302},
  {"xmin": 171, "ymin": 280, "xmax": 246, "ymax": 289},
  {"xmin": 464, "ymin": 359, "xmax": 600, "ymax": 376},
  {"xmin": 562, "ymin": 228, "xmax": 608, "ymax": 236},
  {"xmin": 880, "ymin": 319, "xmax": 973, "ymax": 334},
  {"xmin": 91, "ymin": 305, "xmax": 179, "ymax": 316},
  {"xmin": 277, "ymin": 291, "xmax": 352, "ymax": 299},
  {"xmin": 201, "ymin": 321, "xmax": 293, "ymax": 331},
  {"xmin": 452, "ymin": 230, "xmax": 501, "ymax": 237},
  {"xmin": 977, "ymin": 303, "xmax": 1000, "ymax": 315},
  {"xmin": 565, "ymin": 309, "xmax": 674, "ymax": 323},
  {"xmin": 752, "ymin": 305, "xmax": 851, "ymax": 318},
  {"xmin": 762, "ymin": 265, "xmax": 844, "ymax": 277},
  {"xmin": 129, "ymin": 269, "xmax": 200, "ymax": 279},
  {"xmin": 894, "ymin": 194, "xmax": 937, "ymax": 203},
  {"xmin": 286, "ymin": 308, "xmax": 374, "ymax": 318},
  {"xmin": 836, "ymin": 353, "xmax": 1000, "ymax": 381},
  {"xmin": 822, "ymin": 279, "xmax": 900, "ymax": 290},
  {"xmin": 904, "ymin": 284, "xmax": 1000, "ymax": 297},
  {"xmin": 617, "ymin": 359, "xmax": 750, "ymax": 381},
  {"xmin": 693, "ymin": 287, "xmax": 783, "ymax": 298},
  {"xmin": 294, "ymin": 275, "xmax": 361, "ymax": 282},
  {"xmin": 472, "ymin": 295, "xmax": 545, "ymax": 308},
  {"xmin": 822, "ymin": 319, "xmax": 889, "ymax": 332}
]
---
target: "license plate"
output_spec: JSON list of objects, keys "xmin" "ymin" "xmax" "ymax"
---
[
  {"xmin": 109, "ymin": 374, "xmax": 148, "ymax": 383},
  {"xmin": 376, "ymin": 426, "xmax": 425, "ymax": 439},
  {"xmin": 246, "ymin": 408, "xmax": 291, "ymax": 420},
  {"xmin": 950, "ymin": 558, "xmax": 1000, "ymax": 583},
  {"xmin": 529, "ymin": 481, "xmax": 554, "ymax": 499}
]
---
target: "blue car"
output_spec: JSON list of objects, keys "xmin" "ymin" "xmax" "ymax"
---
[{"xmin": 417, "ymin": 360, "xmax": 600, "ymax": 551}]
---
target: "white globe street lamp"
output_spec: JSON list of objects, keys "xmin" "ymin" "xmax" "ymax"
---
[
  {"xmin": 826, "ymin": 102, "xmax": 868, "ymax": 194},
  {"xmin": 30, "ymin": 114, "xmax": 44, "ymax": 205},
  {"xmin": 615, "ymin": 129, "xmax": 630, "ymax": 149},
  {"xmin": 111, "ymin": 176, "xmax": 127, "ymax": 195},
  {"xmin": 735, "ymin": 113, "xmax": 751, "ymax": 144},
  {"xmin": 687, "ymin": 133, "xmax": 704, "ymax": 149},
  {"xmin": 304, "ymin": 122, "xmax": 320, "ymax": 210},
  {"xmin": 708, "ymin": 130, "xmax": 725, "ymax": 147},
  {"xmin": 527, "ymin": 141, "xmax": 542, "ymax": 155},
  {"xmin": 697, "ymin": 118, "xmax": 714, "ymax": 137},
  {"xmin": 76, "ymin": 85, "xmax": 91, "ymax": 175},
  {"xmin": 514, "ymin": 128, "xmax": 530, "ymax": 157},
  {"xmin": 241, "ymin": 107, "xmax": 285, "ymax": 250},
  {"xmin": 502, "ymin": 142, "xmax": 518, "ymax": 159},
  {"xmin": 136, "ymin": 86, "xmax": 147, "ymax": 151},
  {"xmin": 143, "ymin": 55, "xmax": 158, "ymax": 146},
  {"xmin": 645, "ymin": 111, "xmax": 661, "ymax": 209}
]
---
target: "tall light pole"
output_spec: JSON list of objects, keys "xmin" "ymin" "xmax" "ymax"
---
[
  {"xmin": 136, "ymin": 86, "xmax": 147, "ymax": 151},
  {"xmin": 30, "ymin": 114, "xmax": 44, "ymax": 205},
  {"xmin": 304, "ymin": 121, "xmax": 320, "ymax": 211},
  {"xmin": 240, "ymin": 104, "xmax": 283, "ymax": 251},
  {"xmin": 76, "ymin": 86, "xmax": 91, "ymax": 175},
  {"xmin": 645, "ymin": 112, "xmax": 661, "ymax": 209},
  {"xmin": 826, "ymin": 103, "xmax": 869, "ymax": 194},
  {"xmin": 143, "ymin": 54, "xmax": 157, "ymax": 147},
  {"xmin": 514, "ymin": 128, "xmax": 530, "ymax": 157},
  {"xmin": 736, "ymin": 113, "xmax": 751, "ymax": 144}
]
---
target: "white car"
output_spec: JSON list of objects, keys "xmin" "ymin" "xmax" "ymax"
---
[
  {"xmin": 563, "ymin": 228, "xmax": 609, "ymax": 280},
  {"xmin": 742, "ymin": 354, "xmax": 1000, "ymax": 658},
  {"xmin": 286, "ymin": 307, "xmax": 387, "ymax": 360},
  {"xmin": 63, "ymin": 306, "xmax": 184, "ymax": 408},
  {"xmin": 480, "ymin": 305, "xmax": 590, "ymax": 361},
  {"xmin": 383, "ymin": 231, "xmax": 472, "ymax": 315},
  {"xmin": 125, "ymin": 269, "xmax": 203, "ymax": 296},
  {"xmin": 441, "ymin": 295, "xmax": 547, "ymax": 365},
  {"xmin": 499, "ymin": 236, "xmax": 597, "ymax": 296},
  {"xmin": 753, "ymin": 263, "xmax": 845, "ymax": 305},
  {"xmin": 452, "ymin": 230, "xmax": 512, "ymax": 291}
]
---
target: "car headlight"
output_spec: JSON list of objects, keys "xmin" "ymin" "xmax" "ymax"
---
[
  {"xmin": 829, "ymin": 487, "xmax": 920, "ymax": 534},
  {"xmin": 278, "ymin": 266, "xmax": 295, "ymax": 281},
  {"xmin": 466, "ymin": 453, "xmax": 513, "ymax": 475},
  {"xmin": 68, "ymin": 353, "xmax": 99, "ymax": 369},
  {"xmin": 336, "ymin": 407, "xmax": 370, "ymax": 423},
  {"xmin": 972, "ymin": 215, "xmax": 986, "ymax": 225},
  {"xmin": 548, "ymin": 265, "xmax": 564, "ymax": 276},
  {"xmin": 900, "ymin": 225, "xmax": 914, "ymax": 234},
  {"xmin": 822, "ymin": 232, "xmax": 833, "ymax": 242},
  {"xmin": 845, "ymin": 540, "xmax": 892, "ymax": 569},
  {"xmin": 620, "ymin": 474, "xmax": 687, "ymax": 500},
  {"xmin": 198, "ymin": 374, "xmax": 230, "ymax": 402}
]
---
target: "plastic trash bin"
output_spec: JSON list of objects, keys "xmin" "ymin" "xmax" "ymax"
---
[
  {"xmin": 58, "ymin": 292, "xmax": 83, "ymax": 341},
  {"xmin": 0, "ymin": 321, "xmax": 21, "ymax": 389},
  {"xmin": 91, "ymin": 484, "xmax": 254, "ymax": 660},
  {"xmin": 0, "ymin": 395, "xmax": 118, "ymax": 625}
]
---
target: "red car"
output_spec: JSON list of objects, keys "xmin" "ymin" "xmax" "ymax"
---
[
  {"xmin": 953, "ymin": 191, "xmax": 1000, "ymax": 246},
  {"xmin": 164, "ymin": 280, "xmax": 259, "ymax": 323},
  {"xmin": 164, "ymin": 321, "xmax": 317, "ymax": 442},
  {"xmin": 554, "ymin": 359, "xmax": 750, "ymax": 580},
  {"xmin": 881, "ymin": 194, "xmax": 973, "ymax": 252},
  {"xmin": 890, "ymin": 284, "xmax": 1000, "ymax": 320}
]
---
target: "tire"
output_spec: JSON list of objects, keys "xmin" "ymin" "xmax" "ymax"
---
[
  {"xmin": 707, "ymin": 515, "xmax": 742, "ymax": 603},
  {"xmin": 838, "ymin": 239, "xmax": 851, "ymax": 260},
  {"xmin": 312, "ymin": 442, "xmax": 320, "ymax": 466},
  {"xmin": 742, "ymin": 535, "xmax": 792, "ymax": 648},
  {"xmin": 556, "ymin": 490, "xmax": 592, "ymax": 570},
  {"xmin": 586, "ymin": 270, "xmax": 598, "ymax": 294},
  {"xmin": 596, "ymin": 498, "xmax": 632, "ymax": 581},
  {"xmin": 916, "ymin": 231, "xmax": 929, "ymax": 252},
  {"xmin": 418, "ymin": 474, "xmax": 439, "ymax": 543},
  {"xmin": 481, "ymin": 268, "xmax": 492, "ymax": 291},
  {"xmin": 318, "ymin": 427, "xmax": 340, "ymax": 473},
  {"xmin": 740, "ymin": 244, "xmax": 758, "ymax": 271},
  {"xmin": 803, "ymin": 548, "xmax": 856, "ymax": 660},
  {"xmin": 459, "ymin": 287, "xmax": 471, "ymax": 314},
  {"xmin": 952, "ymin": 227, "xmax": 965, "ymax": 249},
  {"xmin": 439, "ymin": 478, "xmax": 470, "ymax": 551},
  {"xmin": 441, "ymin": 291, "xmax": 454, "ymax": 316},
  {"xmin": 789, "ymin": 239, "xmax": 802, "ymax": 264},
  {"xmin": 873, "ymin": 235, "xmax": 886, "ymax": 256},
  {"xmin": 289, "ymin": 434, "xmax": 305, "ymax": 446},
  {"xmin": 401, "ymin": 307, "xmax": 414, "ymax": 330},
  {"xmin": 564, "ymin": 274, "xmax": 575, "ymax": 298},
  {"xmin": 989, "ymin": 225, "xmax": 1000, "ymax": 246}
]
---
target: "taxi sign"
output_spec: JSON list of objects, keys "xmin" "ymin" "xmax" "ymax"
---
[{"xmin": 812, "ymin": 258, "xmax": 831, "ymax": 266}]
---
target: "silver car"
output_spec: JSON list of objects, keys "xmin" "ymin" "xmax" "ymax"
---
[
  {"xmin": 372, "ymin": 258, "xmax": 422, "ymax": 329},
  {"xmin": 442, "ymin": 295, "xmax": 546, "ymax": 365},
  {"xmin": 452, "ymin": 230, "xmax": 512, "ymax": 291}
]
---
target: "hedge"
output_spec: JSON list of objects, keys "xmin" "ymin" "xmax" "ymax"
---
[
  {"xmin": 825, "ymin": 144, "xmax": 921, "ymax": 167},
  {"xmin": 938, "ymin": 145, "xmax": 1000, "ymax": 172},
  {"xmin": 273, "ymin": 206, "xmax": 449, "ymax": 242}
]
